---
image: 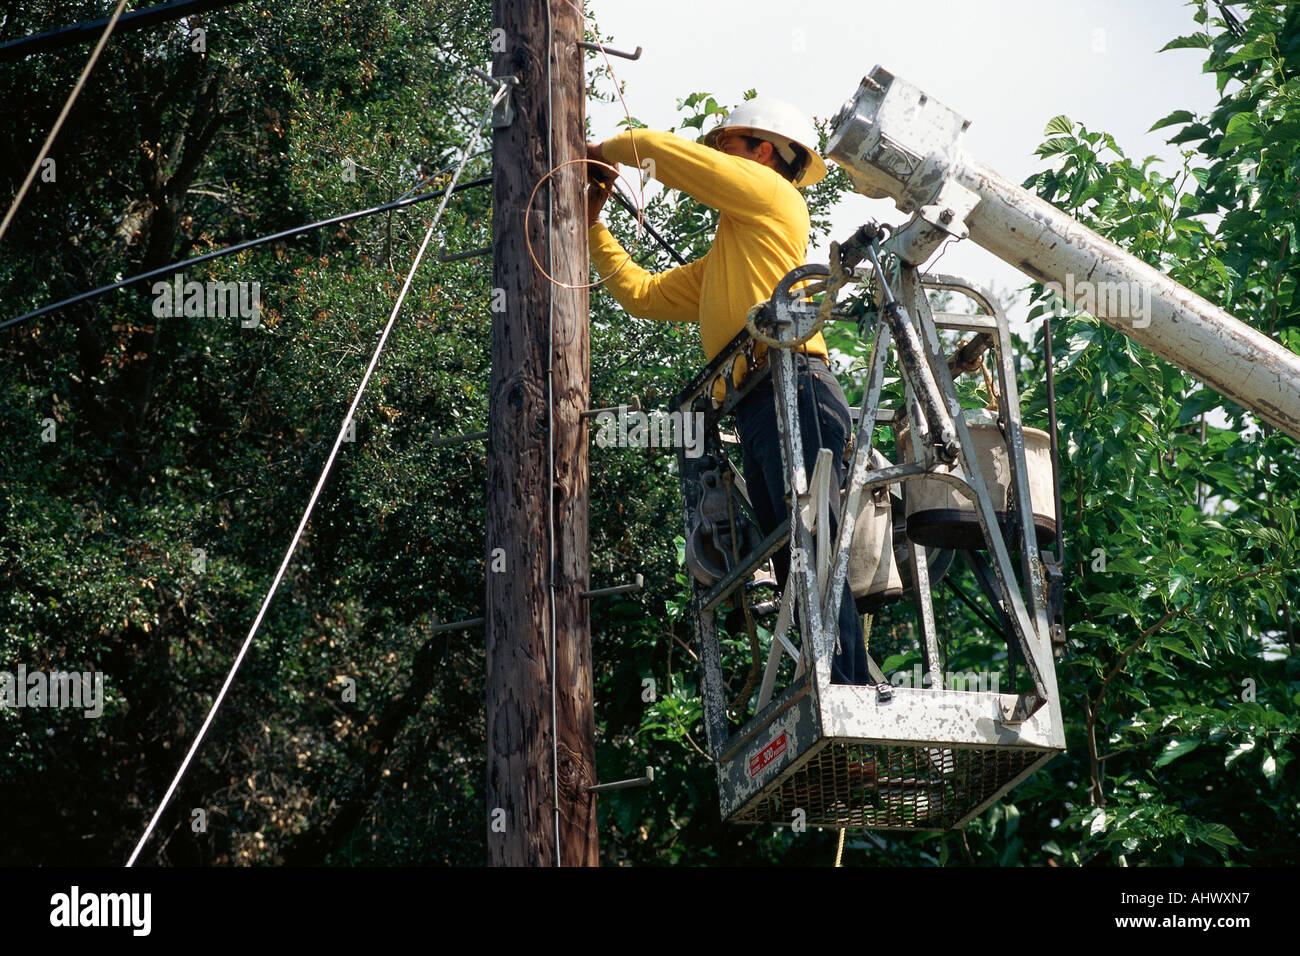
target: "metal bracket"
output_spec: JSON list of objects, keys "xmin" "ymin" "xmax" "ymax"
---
[
  {"xmin": 757, "ymin": 263, "xmax": 832, "ymax": 348},
  {"xmin": 884, "ymin": 178, "xmax": 981, "ymax": 266},
  {"xmin": 1001, "ymin": 690, "xmax": 1045, "ymax": 726},
  {"xmin": 577, "ymin": 41, "xmax": 642, "ymax": 61},
  {"xmin": 491, "ymin": 79, "xmax": 515, "ymax": 129},
  {"xmin": 587, "ymin": 766, "xmax": 654, "ymax": 793},
  {"xmin": 1042, "ymin": 549, "xmax": 1067, "ymax": 649},
  {"xmin": 469, "ymin": 68, "xmax": 517, "ymax": 128}
]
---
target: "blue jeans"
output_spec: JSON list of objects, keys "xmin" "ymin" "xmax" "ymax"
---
[{"xmin": 733, "ymin": 354, "xmax": 870, "ymax": 685}]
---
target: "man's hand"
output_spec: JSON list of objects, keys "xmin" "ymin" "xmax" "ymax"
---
[
  {"xmin": 586, "ymin": 141, "xmax": 615, "ymax": 227},
  {"xmin": 587, "ymin": 176, "xmax": 611, "ymax": 227},
  {"xmin": 587, "ymin": 141, "xmax": 612, "ymax": 177}
]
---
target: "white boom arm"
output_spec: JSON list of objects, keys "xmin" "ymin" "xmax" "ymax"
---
[{"xmin": 826, "ymin": 66, "xmax": 1300, "ymax": 440}]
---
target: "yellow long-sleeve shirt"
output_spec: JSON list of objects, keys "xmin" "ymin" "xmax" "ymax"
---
[{"xmin": 588, "ymin": 129, "xmax": 829, "ymax": 385}]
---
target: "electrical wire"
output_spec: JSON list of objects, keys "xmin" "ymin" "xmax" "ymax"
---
[
  {"xmin": 124, "ymin": 87, "xmax": 505, "ymax": 867},
  {"xmin": 0, "ymin": 0, "xmax": 244, "ymax": 64},
  {"xmin": 526, "ymin": 157, "xmax": 642, "ymax": 289},
  {"xmin": 533, "ymin": 0, "xmax": 658, "ymax": 866},
  {"xmin": 545, "ymin": 0, "xmax": 562, "ymax": 869},
  {"xmin": 395, "ymin": 148, "xmax": 491, "ymax": 203},
  {"xmin": 0, "ymin": 0, "xmax": 131, "ymax": 247},
  {"xmin": 2, "ymin": 175, "xmax": 493, "ymax": 332},
  {"xmin": 920, "ymin": 236, "xmax": 963, "ymax": 279},
  {"xmin": 7, "ymin": 70, "xmax": 496, "ymax": 330},
  {"xmin": 609, "ymin": 185, "xmax": 687, "ymax": 265}
]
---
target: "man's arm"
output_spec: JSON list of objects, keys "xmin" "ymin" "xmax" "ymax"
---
[
  {"xmin": 589, "ymin": 221, "xmax": 707, "ymax": 323},
  {"xmin": 598, "ymin": 129, "xmax": 784, "ymax": 225}
]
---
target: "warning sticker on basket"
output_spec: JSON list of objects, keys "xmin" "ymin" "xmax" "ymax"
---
[{"xmin": 749, "ymin": 732, "xmax": 787, "ymax": 777}]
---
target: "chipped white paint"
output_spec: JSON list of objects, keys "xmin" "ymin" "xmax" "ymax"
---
[{"xmin": 829, "ymin": 66, "xmax": 1300, "ymax": 440}]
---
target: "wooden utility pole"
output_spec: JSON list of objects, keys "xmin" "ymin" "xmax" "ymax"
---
[{"xmin": 485, "ymin": 0, "xmax": 596, "ymax": 866}]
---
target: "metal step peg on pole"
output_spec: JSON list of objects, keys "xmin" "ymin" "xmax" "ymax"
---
[
  {"xmin": 581, "ymin": 395, "xmax": 641, "ymax": 419},
  {"xmin": 576, "ymin": 41, "xmax": 642, "ymax": 61},
  {"xmin": 581, "ymin": 574, "xmax": 644, "ymax": 599},
  {"xmin": 430, "ymin": 430, "xmax": 487, "ymax": 448},
  {"xmin": 430, "ymin": 616, "xmax": 485, "ymax": 634},
  {"xmin": 439, "ymin": 245, "xmax": 493, "ymax": 263},
  {"xmin": 586, "ymin": 767, "xmax": 654, "ymax": 793}
]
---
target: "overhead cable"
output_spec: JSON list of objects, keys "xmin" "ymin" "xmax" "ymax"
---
[
  {"xmin": 2, "ymin": 175, "xmax": 493, "ymax": 332},
  {"xmin": 0, "ymin": 0, "xmax": 244, "ymax": 63},
  {"xmin": 0, "ymin": 0, "xmax": 131, "ymax": 246},
  {"xmin": 124, "ymin": 84, "xmax": 508, "ymax": 867}
]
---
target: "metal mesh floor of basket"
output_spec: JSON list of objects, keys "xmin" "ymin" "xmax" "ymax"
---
[{"xmin": 731, "ymin": 742, "xmax": 1046, "ymax": 831}]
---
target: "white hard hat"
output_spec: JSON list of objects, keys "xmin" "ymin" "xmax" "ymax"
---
[{"xmin": 704, "ymin": 97, "xmax": 828, "ymax": 187}]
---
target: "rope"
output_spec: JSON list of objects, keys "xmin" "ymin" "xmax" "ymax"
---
[
  {"xmin": 124, "ymin": 89, "xmax": 502, "ymax": 867},
  {"xmin": 0, "ymin": 0, "xmax": 131, "ymax": 246},
  {"xmin": 834, "ymin": 827, "xmax": 846, "ymax": 866},
  {"xmin": 980, "ymin": 357, "xmax": 1001, "ymax": 412},
  {"xmin": 525, "ymin": 0, "xmax": 651, "ymax": 293},
  {"xmin": 815, "ymin": 240, "xmax": 851, "ymax": 331},
  {"xmin": 722, "ymin": 470, "xmax": 762, "ymax": 712}
]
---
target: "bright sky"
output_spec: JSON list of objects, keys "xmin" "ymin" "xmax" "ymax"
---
[{"xmin": 587, "ymin": 0, "xmax": 1222, "ymax": 320}]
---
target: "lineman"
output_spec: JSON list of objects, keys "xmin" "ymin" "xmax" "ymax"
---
[{"xmin": 586, "ymin": 98, "xmax": 871, "ymax": 685}]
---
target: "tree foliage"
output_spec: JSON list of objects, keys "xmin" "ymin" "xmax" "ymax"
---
[{"xmin": 0, "ymin": 0, "xmax": 1295, "ymax": 867}]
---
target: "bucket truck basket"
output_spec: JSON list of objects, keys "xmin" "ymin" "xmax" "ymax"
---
[
  {"xmin": 717, "ymin": 682, "xmax": 1060, "ymax": 831},
  {"xmin": 673, "ymin": 254, "xmax": 1066, "ymax": 833}
]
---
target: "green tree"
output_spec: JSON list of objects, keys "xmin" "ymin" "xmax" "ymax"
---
[
  {"xmin": 2, "ymin": 0, "xmax": 1295, "ymax": 869},
  {"xmin": 1, "ymin": 0, "xmax": 498, "ymax": 866},
  {"xmin": 980, "ymin": 0, "xmax": 1300, "ymax": 866}
]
